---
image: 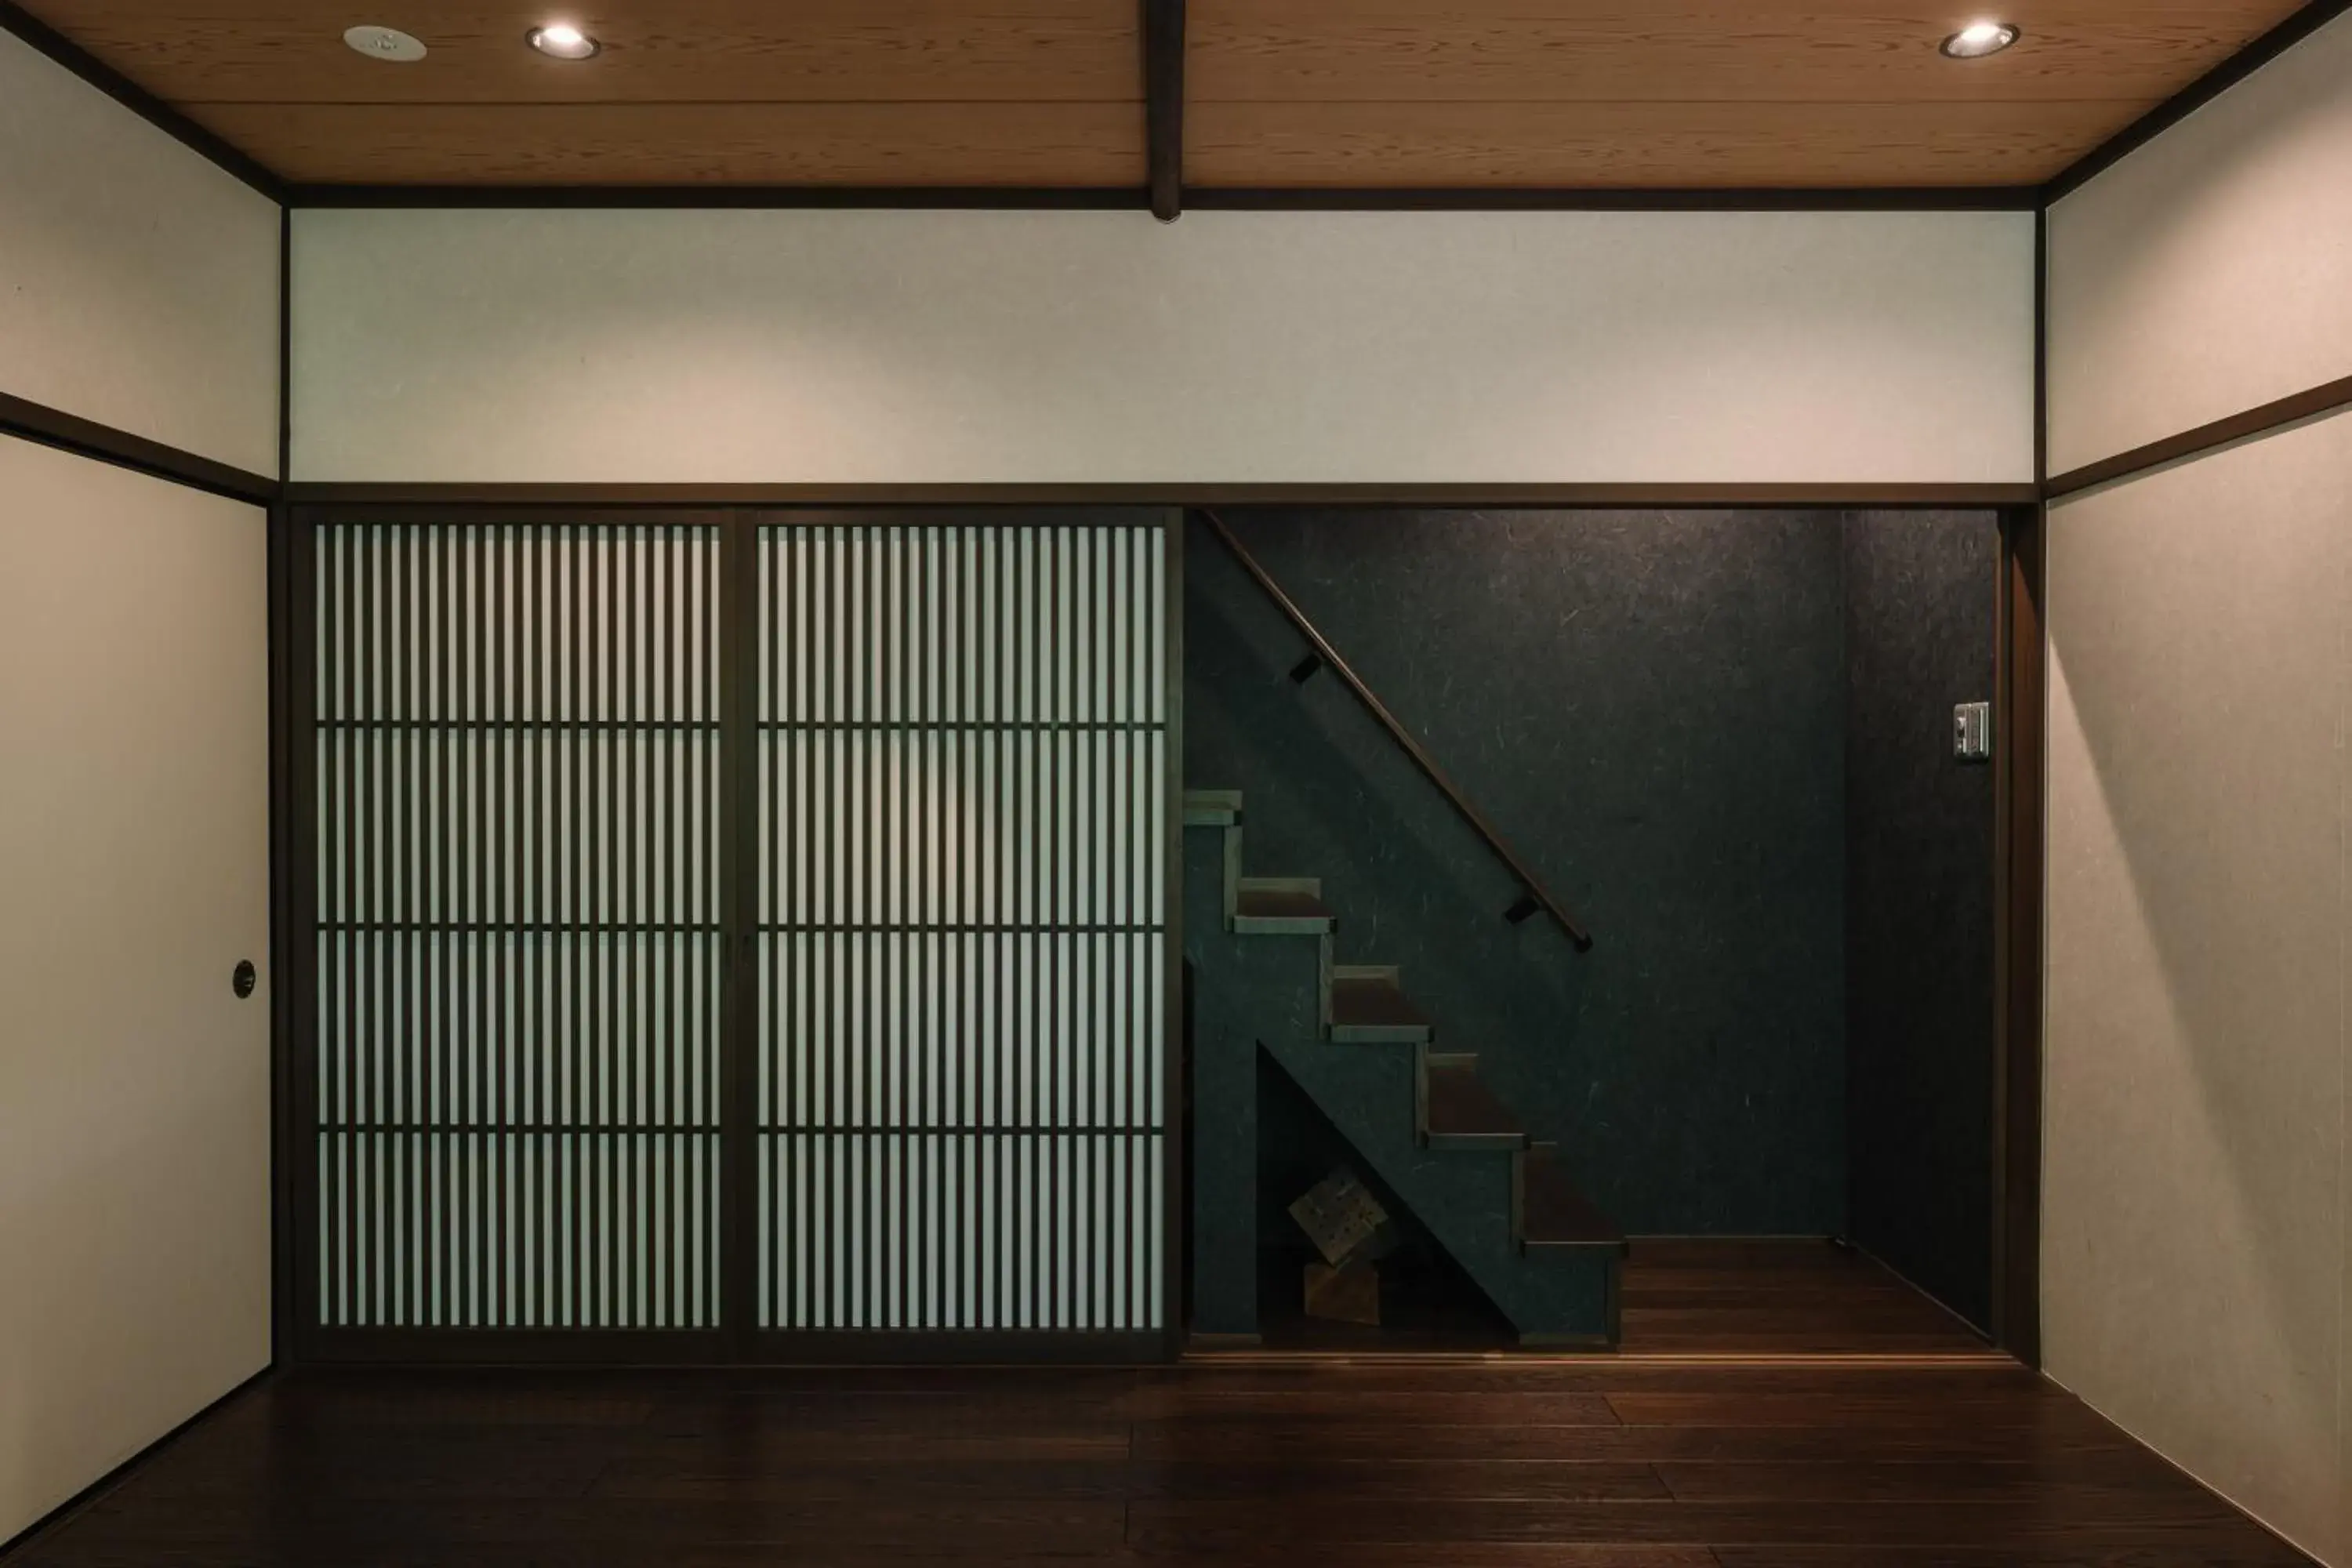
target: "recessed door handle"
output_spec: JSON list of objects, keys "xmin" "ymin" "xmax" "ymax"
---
[{"xmin": 232, "ymin": 960, "xmax": 257, "ymax": 999}]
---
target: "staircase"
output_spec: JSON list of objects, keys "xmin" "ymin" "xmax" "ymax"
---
[{"xmin": 1185, "ymin": 788, "xmax": 1626, "ymax": 1348}]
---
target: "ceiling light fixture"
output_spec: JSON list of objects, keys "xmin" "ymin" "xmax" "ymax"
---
[
  {"xmin": 527, "ymin": 21, "xmax": 601, "ymax": 59},
  {"xmin": 1940, "ymin": 20, "xmax": 2020, "ymax": 58},
  {"xmin": 343, "ymin": 24, "xmax": 426, "ymax": 61}
]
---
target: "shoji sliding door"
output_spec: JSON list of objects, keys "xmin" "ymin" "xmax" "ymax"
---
[
  {"xmin": 757, "ymin": 517, "xmax": 1174, "ymax": 1353},
  {"xmin": 303, "ymin": 517, "xmax": 725, "ymax": 1351},
  {"xmin": 293, "ymin": 507, "xmax": 1177, "ymax": 1361}
]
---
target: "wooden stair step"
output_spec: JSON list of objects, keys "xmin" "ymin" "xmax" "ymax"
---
[
  {"xmin": 1233, "ymin": 884, "xmax": 1336, "ymax": 932},
  {"xmin": 1420, "ymin": 1058, "xmax": 1526, "ymax": 1151},
  {"xmin": 1329, "ymin": 971, "xmax": 1433, "ymax": 1044},
  {"xmin": 1517, "ymin": 1145, "xmax": 1626, "ymax": 1254},
  {"xmin": 1183, "ymin": 789, "xmax": 1243, "ymax": 828}
]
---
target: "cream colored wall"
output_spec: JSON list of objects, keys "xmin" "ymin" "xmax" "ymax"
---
[
  {"xmin": 290, "ymin": 207, "xmax": 2034, "ymax": 485},
  {"xmin": 2044, "ymin": 409, "xmax": 2352, "ymax": 1567},
  {"xmin": 2042, "ymin": 10, "xmax": 2352, "ymax": 1562},
  {"xmin": 0, "ymin": 435, "xmax": 273, "ymax": 1548},
  {"xmin": 0, "ymin": 31, "xmax": 281, "ymax": 476},
  {"xmin": 2047, "ymin": 9, "xmax": 2352, "ymax": 474}
]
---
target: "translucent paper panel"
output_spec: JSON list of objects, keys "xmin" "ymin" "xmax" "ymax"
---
[
  {"xmin": 759, "ymin": 932, "xmax": 1164, "ymax": 1131},
  {"xmin": 756, "ymin": 520, "xmax": 1171, "ymax": 1334},
  {"xmin": 317, "ymin": 1131, "xmax": 718, "ymax": 1330},
  {"xmin": 313, "ymin": 521, "xmax": 720, "ymax": 1330},
  {"xmin": 761, "ymin": 1133, "xmax": 1164, "ymax": 1332}
]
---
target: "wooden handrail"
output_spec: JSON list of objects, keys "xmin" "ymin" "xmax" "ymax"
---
[{"xmin": 1195, "ymin": 509, "xmax": 1594, "ymax": 953}]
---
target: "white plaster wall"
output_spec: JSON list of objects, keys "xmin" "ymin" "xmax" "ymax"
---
[
  {"xmin": 2043, "ymin": 408, "xmax": 2352, "ymax": 1567},
  {"xmin": 292, "ymin": 207, "xmax": 2034, "ymax": 485},
  {"xmin": 0, "ymin": 31, "xmax": 281, "ymax": 476},
  {"xmin": 2049, "ymin": 9, "xmax": 2352, "ymax": 474}
]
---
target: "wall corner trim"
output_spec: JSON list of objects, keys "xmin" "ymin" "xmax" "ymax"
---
[
  {"xmin": 0, "ymin": 1, "xmax": 284, "ymax": 203},
  {"xmin": 2040, "ymin": 0, "xmax": 2352, "ymax": 205}
]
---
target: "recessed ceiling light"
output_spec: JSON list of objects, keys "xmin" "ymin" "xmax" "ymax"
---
[
  {"xmin": 343, "ymin": 24, "xmax": 426, "ymax": 61},
  {"xmin": 527, "ymin": 21, "xmax": 601, "ymax": 59},
  {"xmin": 1940, "ymin": 20, "xmax": 2020, "ymax": 58}
]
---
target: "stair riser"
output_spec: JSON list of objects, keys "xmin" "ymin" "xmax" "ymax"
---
[
  {"xmin": 1221, "ymin": 826, "xmax": 1243, "ymax": 925},
  {"xmin": 1182, "ymin": 788, "xmax": 1243, "ymax": 829},
  {"xmin": 1240, "ymin": 876, "xmax": 1323, "ymax": 895},
  {"xmin": 1428, "ymin": 1131, "xmax": 1532, "ymax": 1153},
  {"xmin": 1330, "ymin": 1023, "xmax": 1433, "ymax": 1046},
  {"xmin": 1232, "ymin": 916, "xmax": 1337, "ymax": 937},
  {"xmin": 1512, "ymin": 1147, "xmax": 1630, "ymax": 1258}
]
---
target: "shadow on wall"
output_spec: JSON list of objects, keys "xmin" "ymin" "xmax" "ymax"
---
[
  {"xmin": 2043, "ymin": 452, "xmax": 2347, "ymax": 1555},
  {"xmin": 1185, "ymin": 509, "xmax": 1848, "ymax": 1235}
]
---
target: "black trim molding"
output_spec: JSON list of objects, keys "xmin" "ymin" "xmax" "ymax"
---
[
  {"xmin": 2042, "ymin": 0, "xmax": 2352, "ymax": 203},
  {"xmin": 1189, "ymin": 187, "xmax": 2042, "ymax": 212},
  {"xmin": 1144, "ymin": 0, "xmax": 1186, "ymax": 222},
  {"xmin": 292, "ymin": 183, "xmax": 1153, "ymax": 210},
  {"xmin": 0, "ymin": 0, "xmax": 283, "ymax": 201},
  {"xmin": 290, "ymin": 183, "xmax": 2041, "ymax": 214},
  {"xmin": 0, "ymin": 390, "xmax": 281, "ymax": 505},
  {"xmin": 285, "ymin": 481, "xmax": 2041, "ymax": 509},
  {"xmin": 285, "ymin": 183, "xmax": 2050, "ymax": 212},
  {"xmin": 2044, "ymin": 372, "xmax": 2352, "ymax": 499}
]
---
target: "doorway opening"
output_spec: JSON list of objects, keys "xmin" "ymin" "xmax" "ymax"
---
[{"xmin": 1181, "ymin": 506, "xmax": 2019, "ymax": 1359}]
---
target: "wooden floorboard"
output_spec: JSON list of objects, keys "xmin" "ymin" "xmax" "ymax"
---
[
  {"xmin": 1, "ymin": 1359, "xmax": 2312, "ymax": 1568},
  {"xmin": 1617, "ymin": 1239, "xmax": 1991, "ymax": 1357},
  {"xmin": 2, "ymin": 1249, "xmax": 2309, "ymax": 1567}
]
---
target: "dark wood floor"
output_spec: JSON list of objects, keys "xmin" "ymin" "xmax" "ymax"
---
[
  {"xmin": 5, "ymin": 1246, "xmax": 2308, "ymax": 1567},
  {"xmin": 8, "ymin": 1359, "xmax": 2311, "ymax": 1566},
  {"xmin": 1255, "ymin": 1238, "xmax": 1995, "ymax": 1357},
  {"xmin": 1620, "ymin": 1239, "xmax": 1993, "ymax": 1357}
]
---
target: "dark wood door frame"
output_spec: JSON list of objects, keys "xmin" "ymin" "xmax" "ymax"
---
[
  {"xmin": 266, "ymin": 492, "xmax": 2049, "ymax": 1367},
  {"xmin": 1991, "ymin": 504, "xmax": 2045, "ymax": 1366},
  {"xmin": 274, "ymin": 502, "xmax": 1187, "ymax": 1367}
]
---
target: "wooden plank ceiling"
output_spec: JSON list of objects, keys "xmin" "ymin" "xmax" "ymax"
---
[{"xmin": 21, "ymin": 0, "xmax": 2316, "ymax": 188}]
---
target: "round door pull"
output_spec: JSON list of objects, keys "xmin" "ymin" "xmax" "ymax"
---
[{"xmin": 232, "ymin": 960, "xmax": 257, "ymax": 999}]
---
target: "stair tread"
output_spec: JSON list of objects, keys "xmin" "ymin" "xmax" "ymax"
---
[
  {"xmin": 1235, "ymin": 887, "xmax": 1334, "ymax": 920},
  {"xmin": 1423, "ymin": 1062, "xmax": 1524, "ymax": 1141},
  {"xmin": 1184, "ymin": 789, "xmax": 1243, "ymax": 826},
  {"xmin": 1521, "ymin": 1149, "xmax": 1624, "ymax": 1248},
  {"xmin": 1330, "ymin": 974, "xmax": 1432, "ymax": 1029}
]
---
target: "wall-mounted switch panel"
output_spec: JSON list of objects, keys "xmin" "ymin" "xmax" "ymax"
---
[{"xmin": 1953, "ymin": 701, "xmax": 1992, "ymax": 762}]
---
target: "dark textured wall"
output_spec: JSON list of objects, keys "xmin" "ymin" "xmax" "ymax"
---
[
  {"xmin": 1842, "ymin": 512, "xmax": 1998, "ymax": 1330},
  {"xmin": 1188, "ymin": 510, "xmax": 1850, "ymax": 1235}
]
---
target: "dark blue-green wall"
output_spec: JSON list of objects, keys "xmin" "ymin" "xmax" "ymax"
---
[
  {"xmin": 1842, "ymin": 511, "xmax": 1998, "ymax": 1328},
  {"xmin": 1187, "ymin": 509, "xmax": 1854, "ymax": 1236}
]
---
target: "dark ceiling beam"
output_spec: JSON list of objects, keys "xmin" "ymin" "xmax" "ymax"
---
[
  {"xmin": 2042, "ymin": 0, "xmax": 2352, "ymax": 204},
  {"xmin": 292, "ymin": 185, "xmax": 1152, "ymax": 210},
  {"xmin": 1187, "ymin": 187, "xmax": 2040, "ymax": 212},
  {"xmin": 1144, "ymin": 0, "xmax": 1185, "ymax": 221},
  {"xmin": 0, "ymin": 0, "xmax": 285, "ymax": 201},
  {"xmin": 289, "ymin": 183, "xmax": 2034, "ymax": 212}
]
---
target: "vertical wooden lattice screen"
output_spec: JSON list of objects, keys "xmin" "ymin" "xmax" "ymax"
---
[
  {"xmin": 312, "ymin": 521, "xmax": 722, "ymax": 1330},
  {"xmin": 301, "ymin": 510, "xmax": 1174, "ymax": 1354},
  {"xmin": 757, "ymin": 521, "xmax": 1170, "ymax": 1335}
]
